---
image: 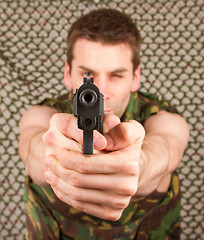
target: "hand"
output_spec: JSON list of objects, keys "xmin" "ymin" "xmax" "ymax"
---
[
  {"xmin": 43, "ymin": 114, "xmax": 145, "ymax": 221},
  {"xmin": 42, "ymin": 113, "xmax": 108, "ymax": 155},
  {"xmin": 41, "ymin": 113, "xmax": 108, "ymax": 186}
]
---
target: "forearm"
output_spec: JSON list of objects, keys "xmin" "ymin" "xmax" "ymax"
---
[
  {"xmin": 137, "ymin": 133, "xmax": 172, "ymax": 195},
  {"xmin": 19, "ymin": 126, "xmax": 48, "ymax": 186}
]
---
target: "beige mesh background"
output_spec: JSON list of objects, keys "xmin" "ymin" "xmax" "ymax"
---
[{"xmin": 0, "ymin": 0, "xmax": 203, "ymax": 239}]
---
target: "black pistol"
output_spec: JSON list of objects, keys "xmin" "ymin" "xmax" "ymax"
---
[{"xmin": 72, "ymin": 77, "xmax": 104, "ymax": 155}]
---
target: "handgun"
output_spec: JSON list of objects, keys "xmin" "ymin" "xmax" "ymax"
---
[{"xmin": 72, "ymin": 77, "xmax": 104, "ymax": 155}]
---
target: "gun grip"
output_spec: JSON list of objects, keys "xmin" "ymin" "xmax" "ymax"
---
[{"xmin": 83, "ymin": 130, "xmax": 93, "ymax": 155}]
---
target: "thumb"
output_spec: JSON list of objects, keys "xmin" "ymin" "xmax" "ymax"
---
[
  {"xmin": 104, "ymin": 120, "xmax": 145, "ymax": 151},
  {"xmin": 102, "ymin": 113, "xmax": 121, "ymax": 134}
]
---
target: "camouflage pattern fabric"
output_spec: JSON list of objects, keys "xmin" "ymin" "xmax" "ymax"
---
[{"xmin": 24, "ymin": 91, "xmax": 180, "ymax": 240}]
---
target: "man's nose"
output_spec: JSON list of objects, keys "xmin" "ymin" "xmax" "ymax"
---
[{"xmin": 95, "ymin": 76, "xmax": 108, "ymax": 98}]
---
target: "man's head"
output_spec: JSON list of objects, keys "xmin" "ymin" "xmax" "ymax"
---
[
  {"xmin": 66, "ymin": 8, "xmax": 141, "ymax": 72},
  {"xmin": 64, "ymin": 9, "xmax": 141, "ymax": 118}
]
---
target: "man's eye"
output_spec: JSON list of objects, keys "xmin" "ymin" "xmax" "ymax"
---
[
  {"xmin": 83, "ymin": 72, "xmax": 93, "ymax": 78},
  {"xmin": 112, "ymin": 74, "xmax": 122, "ymax": 78}
]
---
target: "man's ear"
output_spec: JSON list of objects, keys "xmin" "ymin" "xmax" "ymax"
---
[
  {"xmin": 64, "ymin": 61, "xmax": 72, "ymax": 89},
  {"xmin": 131, "ymin": 65, "xmax": 141, "ymax": 92}
]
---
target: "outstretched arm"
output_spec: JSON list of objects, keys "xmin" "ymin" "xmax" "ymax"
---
[
  {"xmin": 18, "ymin": 106, "xmax": 57, "ymax": 185},
  {"xmin": 139, "ymin": 111, "xmax": 189, "ymax": 194}
]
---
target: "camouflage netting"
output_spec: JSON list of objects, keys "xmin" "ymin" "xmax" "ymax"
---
[{"xmin": 0, "ymin": 0, "xmax": 203, "ymax": 239}]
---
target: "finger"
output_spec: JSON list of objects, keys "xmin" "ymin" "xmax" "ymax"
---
[
  {"xmin": 52, "ymin": 187, "xmax": 123, "ymax": 221},
  {"xmin": 45, "ymin": 154, "xmax": 138, "ymax": 195},
  {"xmin": 43, "ymin": 128, "xmax": 82, "ymax": 152},
  {"xmin": 104, "ymin": 120, "xmax": 145, "ymax": 151},
  {"xmin": 54, "ymin": 113, "xmax": 107, "ymax": 150},
  {"xmin": 71, "ymin": 173, "xmax": 138, "ymax": 196},
  {"xmin": 103, "ymin": 113, "xmax": 121, "ymax": 134},
  {"xmin": 52, "ymin": 113, "xmax": 82, "ymax": 141},
  {"xmin": 44, "ymin": 170, "xmax": 130, "ymax": 210},
  {"xmin": 93, "ymin": 130, "xmax": 107, "ymax": 150},
  {"xmin": 53, "ymin": 147, "xmax": 139, "ymax": 176}
]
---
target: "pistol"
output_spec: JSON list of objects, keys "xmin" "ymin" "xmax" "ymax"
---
[{"xmin": 72, "ymin": 77, "xmax": 104, "ymax": 155}]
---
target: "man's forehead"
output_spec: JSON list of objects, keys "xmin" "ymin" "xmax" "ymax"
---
[
  {"xmin": 73, "ymin": 38, "xmax": 132, "ymax": 54},
  {"xmin": 71, "ymin": 38, "xmax": 133, "ymax": 70}
]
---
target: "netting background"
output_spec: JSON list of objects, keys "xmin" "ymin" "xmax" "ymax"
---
[{"xmin": 0, "ymin": 0, "xmax": 203, "ymax": 239}]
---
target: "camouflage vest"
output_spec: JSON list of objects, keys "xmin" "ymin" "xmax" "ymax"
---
[{"xmin": 24, "ymin": 91, "xmax": 180, "ymax": 240}]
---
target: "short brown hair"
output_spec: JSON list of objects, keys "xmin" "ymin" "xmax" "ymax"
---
[{"xmin": 66, "ymin": 9, "xmax": 141, "ymax": 71}]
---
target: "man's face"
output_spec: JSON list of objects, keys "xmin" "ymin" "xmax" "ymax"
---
[{"xmin": 65, "ymin": 38, "xmax": 140, "ymax": 118}]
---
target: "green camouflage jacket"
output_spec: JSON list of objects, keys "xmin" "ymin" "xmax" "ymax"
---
[{"xmin": 24, "ymin": 91, "xmax": 180, "ymax": 240}]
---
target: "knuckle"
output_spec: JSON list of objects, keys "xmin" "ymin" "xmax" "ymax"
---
[
  {"xmin": 69, "ymin": 172, "xmax": 80, "ymax": 186},
  {"xmin": 125, "ymin": 161, "xmax": 139, "ymax": 176},
  {"xmin": 73, "ymin": 200, "xmax": 84, "ymax": 211},
  {"xmin": 77, "ymin": 161, "xmax": 90, "ymax": 174},
  {"xmin": 50, "ymin": 113, "xmax": 59, "ymax": 125},
  {"xmin": 131, "ymin": 120, "xmax": 145, "ymax": 139},
  {"xmin": 69, "ymin": 187, "xmax": 80, "ymax": 201},
  {"xmin": 106, "ymin": 210, "xmax": 122, "ymax": 221},
  {"xmin": 114, "ymin": 197, "xmax": 130, "ymax": 209},
  {"xmin": 119, "ymin": 183, "xmax": 136, "ymax": 196},
  {"xmin": 119, "ymin": 158, "xmax": 139, "ymax": 176},
  {"xmin": 42, "ymin": 130, "xmax": 55, "ymax": 146}
]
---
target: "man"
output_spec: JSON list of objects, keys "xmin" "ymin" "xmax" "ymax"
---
[{"xmin": 18, "ymin": 9, "xmax": 189, "ymax": 240}]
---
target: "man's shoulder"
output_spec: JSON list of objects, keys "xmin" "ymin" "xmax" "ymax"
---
[
  {"xmin": 39, "ymin": 92, "xmax": 72, "ymax": 113},
  {"xmin": 122, "ymin": 91, "xmax": 177, "ymax": 124},
  {"xmin": 137, "ymin": 90, "xmax": 177, "ymax": 114}
]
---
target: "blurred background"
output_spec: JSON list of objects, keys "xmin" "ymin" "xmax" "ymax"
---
[{"xmin": 0, "ymin": 0, "xmax": 203, "ymax": 239}]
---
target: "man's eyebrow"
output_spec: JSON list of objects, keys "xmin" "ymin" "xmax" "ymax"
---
[
  {"xmin": 78, "ymin": 65, "xmax": 95, "ymax": 73},
  {"xmin": 78, "ymin": 65, "xmax": 128, "ymax": 74},
  {"xmin": 110, "ymin": 68, "xmax": 128, "ymax": 74}
]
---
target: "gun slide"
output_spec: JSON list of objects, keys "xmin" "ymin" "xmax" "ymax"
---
[{"xmin": 72, "ymin": 77, "xmax": 104, "ymax": 154}]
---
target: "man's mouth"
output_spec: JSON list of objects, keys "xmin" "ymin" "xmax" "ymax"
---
[{"xmin": 104, "ymin": 109, "xmax": 114, "ymax": 114}]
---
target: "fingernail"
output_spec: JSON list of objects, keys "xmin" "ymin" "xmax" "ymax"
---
[
  {"xmin": 94, "ymin": 134, "xmax": 100, "ymax": 147},
  {"xmin": 44, "ymin": 171, "xmax": 51, "ymax": 181},
  {"xmin": 93, "ymin": 134, "xmax": 106, "ymax": 150}
]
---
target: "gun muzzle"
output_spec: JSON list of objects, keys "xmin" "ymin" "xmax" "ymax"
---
[{"xmin": 79, "ymin": 89, "xmax": 97, "ymax": 106}]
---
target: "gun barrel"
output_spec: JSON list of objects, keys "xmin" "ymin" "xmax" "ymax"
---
[{"xmin": 79, "ymin": 89, "xmax": 97, "ymax": 106}]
